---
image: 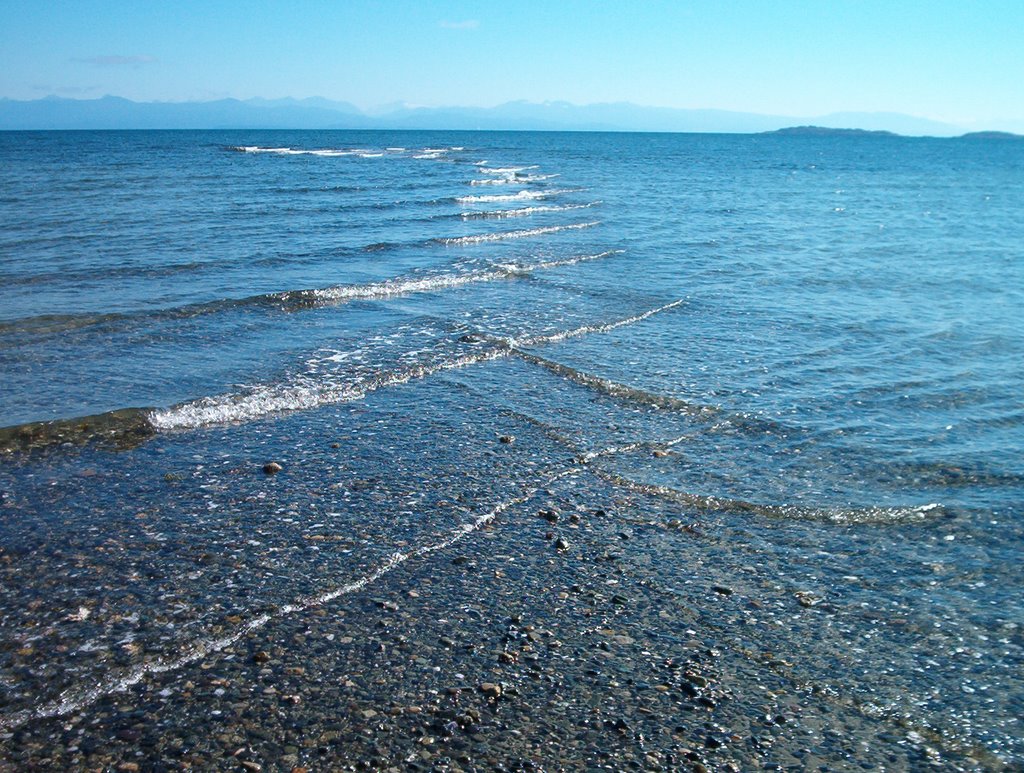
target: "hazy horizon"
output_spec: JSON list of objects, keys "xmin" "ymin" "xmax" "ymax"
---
[{"xmin": 2, "ymin": 1, "xmax": 1023, "ymax": 133}]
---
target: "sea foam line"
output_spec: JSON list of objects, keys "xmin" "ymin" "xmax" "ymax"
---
[
  {"xmin": 0, "ymin": 468, "xmax": 580, "ymax": 732},
  {"xmin": 150, "ymin": 291, "xmax": 675, "ymax": 432},
  {"xmin": 456, "ymin": 189, "xmax": 571, "ymax": 204},
  {"xmin": 234, "ymin": 146, "xmax": 363, "ymax": 157},
  {"xmin": 478, "ymin": 166, "xmax": 539, "ymax": 175},
  {"xmin": 459, "ymin": 203, "xmax": 598, "ymax": 220},
  {"xmin": 469, "ymin": 174, "xmax": 558, "ymax": 185},
  {"xmin": 149, "ymin": 349, "xmax": 507, "ymax": 430},
  {"xmin": 514, "ymin": 299, "xmax": 685, "ymax": 348},
  {"xmin": 436, "ymin": 222, "xmax": 599, "ymax": 245},
  {"xmin": 304, "ymin": 249, "xmax": 620, "ymax": 304}
]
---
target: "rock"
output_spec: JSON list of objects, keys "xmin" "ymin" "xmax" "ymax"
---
[
  {"xmin": 652, "ymin": 449, "xmax": 670, "ymax": 458},
  {"xmin": 555, "ymin": 537, "xmax": 570, "ymax": 551},
  {"xmin": 711, "ymin": 585, "xmax": 734, "ymax": 596},
  {"xmin": 479, "ymin": 682, "xmax": 502, "ymax": 698},
  {"xmin": 795, "ymin": 591, "xmax": 823, "ymax": 607},
  {"xmin": 539, "ymin": 509, "xmax": 559, "ymax": 523},
  {"xmin": 498, "ymin": 435, "xmax": 515, "ymax": 444},
  {"xmin": 262, "ymin": 462, "xmax": 282, "ymax": 475},
  {"xmin": 252, "ymin": 650, "xmax": 271, "ymax": 664},
  {"xmin": 685, "ymin": 672, "xmax": 708, "ymax": 688}
]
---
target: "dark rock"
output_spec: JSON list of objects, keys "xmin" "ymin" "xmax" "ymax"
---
[{"xmin": 262, "ymin": 462, "xmax": 283, "ymax": 475}]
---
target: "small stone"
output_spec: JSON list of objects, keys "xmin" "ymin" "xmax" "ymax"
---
[
  {"xmin": 252, "ymin": 650, "xmax": 271, "ymax": 664},
  {"xmin": 241, "ymin": 762, "xmax": 262, "ymax": 772},
  {"xmin": 479, "ymin": 682, "xmax": 502, "ymax": 698},
  {"xmin": 262, "ymin": 462, "xmax": 282, "ymax": 475},
  {"xmin": 555, "ymin": 538, "xmax": 570, "ymax": 551},
  {"xmin": 360, "ymin": 709, "xmax": 378, "ymax": 720},
  {"xmin": 685, "ymin": 672, "xmax": 709, "ymax": 688},
  {"xmin": 539, "ymin": 509, "xmax": 559, "ymax": 523},
  {"xmin": 712, "ymin": 585, "xmax": 734, "ymax": 596},
  {"xmin": 498, "ymin": 435, "xmax": 515, "ymax": 444},
  {"xmin": 795, "ymin": 591, "xmax": 823, "ymax": 607},
  {"xmin": 652, "ymin": 449, "xmax": 670, "ymax": 458}
]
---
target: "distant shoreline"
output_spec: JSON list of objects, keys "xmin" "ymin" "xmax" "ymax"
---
[{"xmin": 3, "ymin": 95, "xmax": 1020, "ymax": 137}]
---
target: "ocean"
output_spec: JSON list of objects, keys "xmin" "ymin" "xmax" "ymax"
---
[{"xmin": 0, "ymin": 130, "xmax": 1021, "ymax": 769}]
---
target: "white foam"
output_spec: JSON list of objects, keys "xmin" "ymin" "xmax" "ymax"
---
[
  {"xmin": 516, "ymin": 299, "xmax": 684, "ymax": 347},
  {"xmin": 306, "ymin": 249, "xmax": 618, "ymax": 303},
  {"xmin": 478, "ymin": 166, "xmax": 539, "ymax": 175},
  {"xmin": 460, "ymin": 203, "xmax": 598, "ymax": 219},
  {"xmin": 456, "ymin": 189, "xmax": 570, "ymax": 204},
  {"xmin": 0, "ymin": 467, "xmax": 580, "ymax": 731},
  {"xmin": 152, "ymin": 348, "xmax": 507, "ymax": 430},
  {"xmin": 234, "ymin": 146, "xmax": 364, "ymax": 157},
  {"xmin": 469, "ymin": 178, "xmax": 518, "ymax": 186},
  {"xmin": 151, "ymin": 280, "xmax": 667, "ymax": 433},
  {"xmin": 437, "ymin": 221, "xmax": 599, "ymax": 245}
]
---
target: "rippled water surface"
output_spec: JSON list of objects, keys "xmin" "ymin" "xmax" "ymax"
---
[{"xmin": 1, "ymin": 130, "xmax": 1022, "ymax": 768}]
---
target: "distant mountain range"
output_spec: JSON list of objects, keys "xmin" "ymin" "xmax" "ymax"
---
[{"xmin": 0, "ymin": 95, "xmax": 1016, "ymax": 137}]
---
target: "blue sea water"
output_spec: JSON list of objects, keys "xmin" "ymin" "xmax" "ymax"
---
[{"xmin": 0, "ymin": 130, "xmax": 1022, "ymax": 766}]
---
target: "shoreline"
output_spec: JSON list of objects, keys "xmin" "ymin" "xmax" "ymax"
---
[{"xmin": 0, "ymin": 451, "xmax": 991, "ymax": 770}]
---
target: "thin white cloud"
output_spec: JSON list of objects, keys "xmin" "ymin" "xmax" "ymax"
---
[
  {"xmin": 74, "ymin": 55, "xmax": 158, "ymax": 67},
  {"xmin": 439, "ymin": 20, "xmax": 479, "ymax": 30}
]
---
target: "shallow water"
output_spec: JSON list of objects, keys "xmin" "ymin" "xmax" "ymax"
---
[{"xmin": 1, "ymin": 130, "xmax": 1022, "ymax": 768}]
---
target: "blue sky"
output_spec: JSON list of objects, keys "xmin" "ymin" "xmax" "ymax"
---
[{"xmin": 2, "ymin": 0, "xmax": 1022, "ymax": 129}]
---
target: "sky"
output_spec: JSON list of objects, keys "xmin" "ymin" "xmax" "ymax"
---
[{"xmin": 2, "ymin": 0, "xmax": 1023, "ymax": 130}]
